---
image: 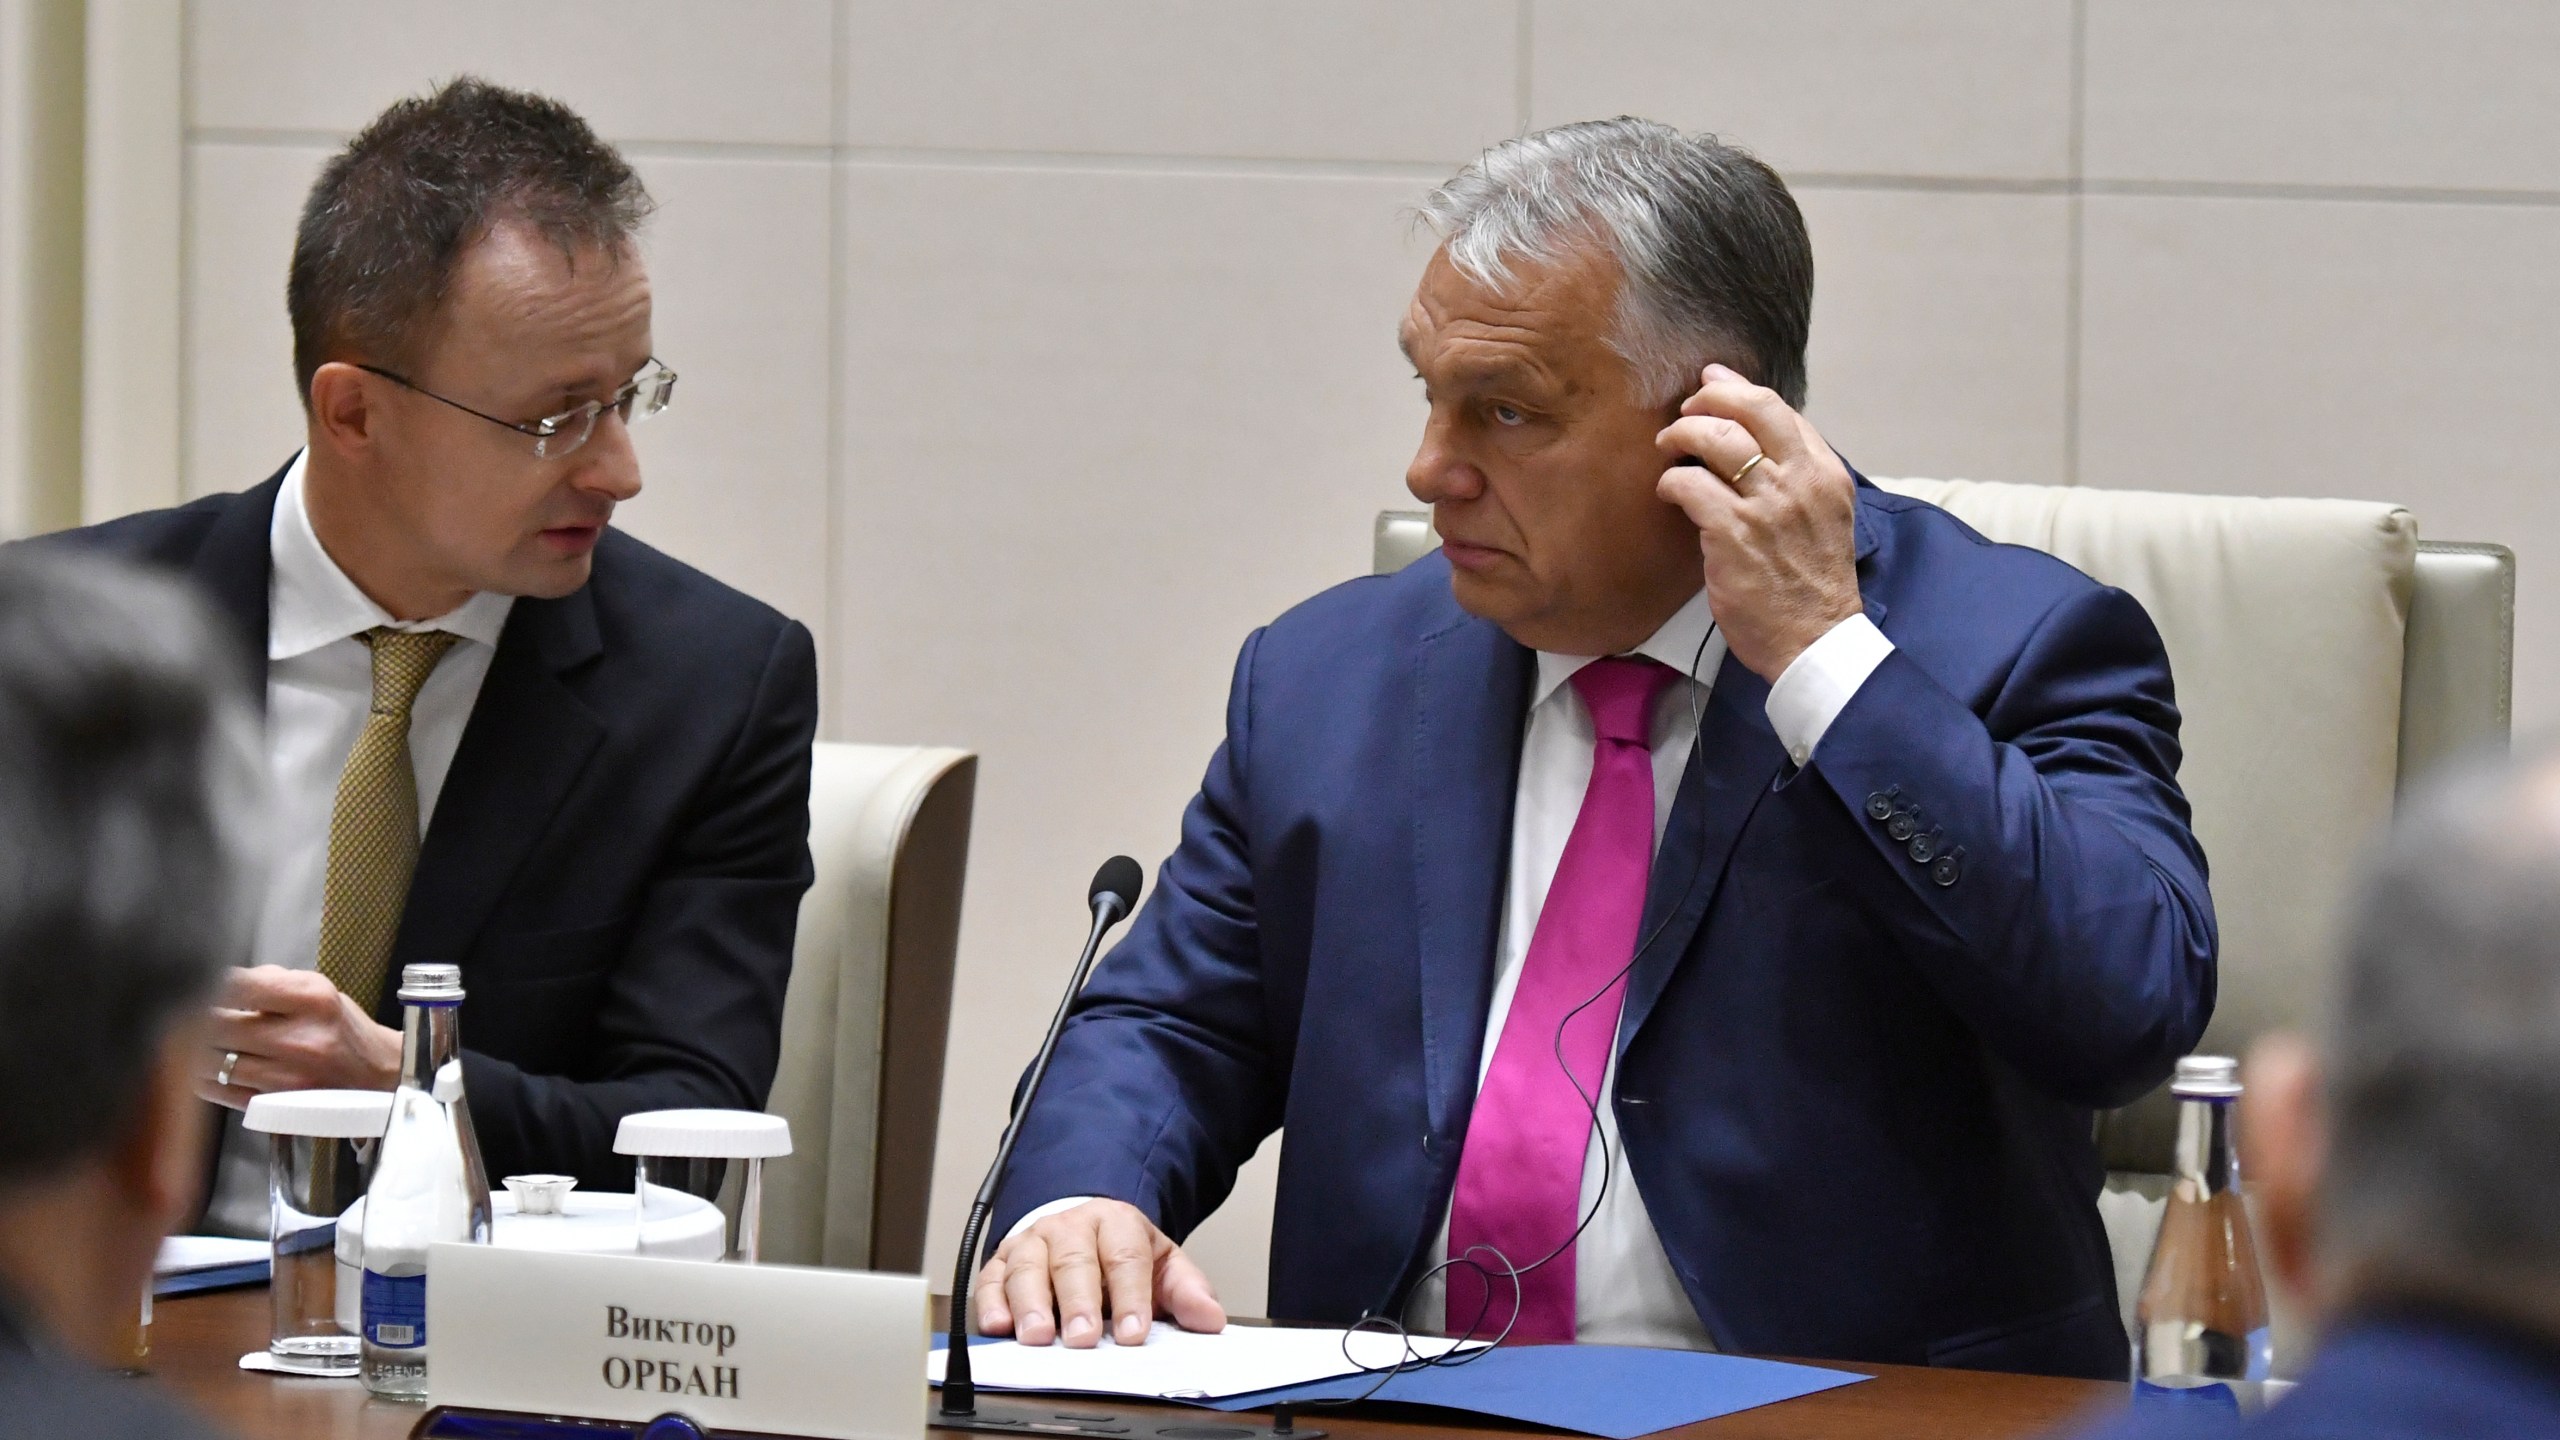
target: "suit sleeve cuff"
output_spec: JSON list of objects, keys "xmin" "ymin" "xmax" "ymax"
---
[
  {"xmin": 1765, "ymin": 613, "xmax": 1896, "ymax": 767},
  {"xmin": 1005, "ymin": 1195, "xmax": 1101, "ymax": 1242}
]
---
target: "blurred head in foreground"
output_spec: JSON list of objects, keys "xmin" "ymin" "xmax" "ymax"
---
[
  {"xmin": 0, "ymin": 551, "xmax": 258, "ymax": 1365},
  {"xmin": 2247, "ymin": 741, "xmax": 2560, "ymax": 1341}
]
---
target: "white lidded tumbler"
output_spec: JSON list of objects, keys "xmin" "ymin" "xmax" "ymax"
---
[
  {"xmin": 245, "ymin": 1089, "xmax": 393, "ymax": 1376},
  {"xmin": 612, "ymin": 1110, "xmax": 791, "ymax": 1263},
  {"xmin": 359, "ymin": 964, "xmax": 492, "ymax": 1399},
  {"xmin": 2131, "ymin": 1055, "xmax": 2274, "ymax": 1415}
]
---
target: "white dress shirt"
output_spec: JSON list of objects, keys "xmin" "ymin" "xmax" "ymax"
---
[
  {"xmin": 1015, "ymin": 594, "xmax": 1896, "ymax": 1349},
  {"xmin": 249, "ymin": 450, "xmax": 514, "ymax": 974},
  {"xmin": 204, "ymin": 450, "xmax": 515, "ymax": 1235}
]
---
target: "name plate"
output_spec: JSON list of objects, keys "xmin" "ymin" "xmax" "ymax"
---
[{"xmin": 426, "ymin": 1242, "xmax": 925, "ymax": 1439}]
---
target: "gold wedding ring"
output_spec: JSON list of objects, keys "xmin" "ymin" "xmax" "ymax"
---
[{"xmin": 1728, "ymin": 452, "xmax": 1768, "ymax": 488}]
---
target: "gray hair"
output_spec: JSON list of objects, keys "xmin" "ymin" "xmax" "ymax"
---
[
  {"xmin": 0, "ymin": 549, "xmax": 262, "ymax": 1187},
  {"xmin": 1415, "ymin": 117, "xmax": 1814, "ymax": 409},
  {"xmin": 2321, "ymin": 744, "xmax": 2560, "ymax": 1315}
]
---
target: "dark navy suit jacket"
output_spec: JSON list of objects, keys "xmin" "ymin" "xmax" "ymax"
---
[
  {"xmin": 24, "ymin": 464, "xmax": 818, "ymax": 1197},
  {"xmin": 2073, "ymin": 1311, "xmax": 2560, "ymax": 1439},
  {"xmin": 993, "ymin": 478, "xmax": 2216, "ymax": 1378}
]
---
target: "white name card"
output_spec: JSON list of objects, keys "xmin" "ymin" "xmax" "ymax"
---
[{"xmin": 426, "ymin": 1242, "xmax": 925, "ymax": 1440}]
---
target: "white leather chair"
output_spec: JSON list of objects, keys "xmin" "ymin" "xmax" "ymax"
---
[
  {"xmin": 750, "ymin": 742, "xmax": 976, "ymax": 1274},
  {"xmin": 1375, "ymin": 484, "xmax": 2514, "ymax": 1360}
]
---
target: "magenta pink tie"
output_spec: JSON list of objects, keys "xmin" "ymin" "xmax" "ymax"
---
[{"xmin": 1447, "ymin": 656, "xmax": 1673, "ymax": 1344}]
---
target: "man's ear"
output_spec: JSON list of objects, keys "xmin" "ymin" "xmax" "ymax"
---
[
  {"xmin": 110, "ymin": 1017, "xmax": 212, "ymax": 1238},
  {"xmin": 2241, "ymin": 1032, "xmax": 2326, "ymax": 1310},
  {"xmin": 306, "ymin": 361, "xmax": 381, "ymax": 461}
]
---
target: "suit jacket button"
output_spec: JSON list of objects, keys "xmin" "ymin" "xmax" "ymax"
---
[
  {"xmin": 1864, "ymin": 790, "xmax": 1896, "ymax": 821},
  {"xmin": 1908, "ymin": 831, "xmax": 1941, "ymax": 864},
  {"xmin": 1931, "ymin": 852, "xmax": 1962, "ymax": 887},
  {"xmin": 1887, "ymin": 810, "xmax": 1919, "ymax": 842}
]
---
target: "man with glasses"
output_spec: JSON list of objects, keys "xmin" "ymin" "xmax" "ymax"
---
[{"xmin": 30, "ymin": 78, "xmax": 818, "ymax": 1234}]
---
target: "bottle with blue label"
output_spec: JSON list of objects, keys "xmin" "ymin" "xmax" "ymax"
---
[
  {"xmin": 359, "ymin": 963, "xmax": 493, "ymax": 1399},
  {"xmin": 2132, "ymin": 1054, "xmax": 2274, "ymax": 1414}
]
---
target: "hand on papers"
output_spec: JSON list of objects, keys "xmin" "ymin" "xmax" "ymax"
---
[
  {"xmin": 974, "ymin": 1198, "xmax": 1225, "ymax": 1347},
  {"xmin": 1654, "ymin": 364, "xmax": 1863, "ymax": 682},
  {"xmin": 194, "ymin": 965, "xmax": 401, "ymax": 1107}
]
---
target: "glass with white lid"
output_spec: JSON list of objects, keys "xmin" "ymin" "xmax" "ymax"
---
[
  {"xmin": 244, "ymin": 1088, "xmax": 393, "ymax": 1375},
  {"xmin": 612, "ymin": 1110, "xmax": 791, "ymax": 1263}
]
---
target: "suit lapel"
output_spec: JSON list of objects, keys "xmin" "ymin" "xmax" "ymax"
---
[
  {"xmin": 1409, "ymin": 611, "xmax": 1533, "ymax": 1142},
  {"xmin": 1618, "ymin": 653, "xmax": 1788, "ymax": 1048},
  {"xmin": 382, "ymin": 585, "xmax": 606, "ymax": 1018},
  {"xmin": 190, "ymin": 473, "xmax": 285, "ymax": 698},
  {"xmin": 1615, "ymin": 476, "xmax": 1892, "ymax": 1045}
]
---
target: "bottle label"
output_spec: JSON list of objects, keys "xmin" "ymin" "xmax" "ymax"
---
[{"xmin": 362, "ymin": 1269, "xmax": 427, "ymax": 1349}]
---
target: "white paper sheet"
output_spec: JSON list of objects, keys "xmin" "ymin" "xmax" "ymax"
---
[
  {"xmin": 155, "ymin": 1235, "xmax": 268, "ymax": 1275},
  {"xmin": 928, "ymin": 1322, "xmax": 1486, "ymax": 1401}
]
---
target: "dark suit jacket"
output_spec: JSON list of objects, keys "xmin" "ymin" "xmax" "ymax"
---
[
  {"xmin": 2072, "ymin": 1309, "xmax": 2560, "ymax": 1439},
  {"xmin": 27, "ymin": 463, "xmax": 818, "ymax": 1191},
  {"xmin": 993, "ymin": 476, "xmax": 2216, "ymax": 1379},
  {"xmin": 0, "ymin": 1285, "xmax": 230, "ymax": 1440}
]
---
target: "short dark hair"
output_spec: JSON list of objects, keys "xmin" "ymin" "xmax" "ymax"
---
[
  {"xmin": 1417, "ymin": 117, "xmax": 1815, "ymax": 409},
  {"xmin": 0, "ymin": 550, "xmax": 259, "ymax": 1186},
  {"xmin": 286, "ymin": 75, "xmax": 654, "ymax": 404}
]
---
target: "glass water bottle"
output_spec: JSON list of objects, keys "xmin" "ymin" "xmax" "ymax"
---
[
  {"xmin": 359, "ymin": 964, "xmax": 494, "ymax": 1399},
  {"xmin": 2132, "ymin": 1054, "xmax": 2273, "ymax": 1414}
]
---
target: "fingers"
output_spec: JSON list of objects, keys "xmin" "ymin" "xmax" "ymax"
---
[
  {"xmin": 1654, "ymin": 412, "xmax": 1766, "ymax": 488},
  {"xmin": 973, "ymin": 1254, "xmax": 1016, "ymax": 1336},
  {"xmin": 1657, "ymin": 451, "xmax": 1748, "ymax": 534},
  {"xmin": 1094, "ymin": 1205, "xmax": 1161, "ymax": 1346},
  {"xmin": 191, "ymin": 1045, "xmax": 256, "ymax": 1109},
  {"xmin": 984, "ymin": 1202, "xmax": 1184, "ymax": 1349},
  {"xmin": 1043, "ymin": 1220, "xmax": 1109, "ymax": 1348},
  {"xmin": 191, "ymin": 1077, "xmax": 255, "ymax": 1110},
  {"xmin": 998, "ymin": 1233, "xmax": 1061, "ymax": 1346},
  {"xmin": 220, "ymin": 964, "xmax": 341, "ymax": 1016},
  {"xmin": 1680, "ymin": 363, "xmax": 1813, "ymax": 465},
  {"xmin": 1155, "ymin": 1245, "xmax": 1227, "ymax": 1335}
]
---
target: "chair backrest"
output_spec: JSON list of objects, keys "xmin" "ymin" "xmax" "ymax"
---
[{"xmin": 755, "ymin": 741, "xmax": 976, "ymax": 1273}]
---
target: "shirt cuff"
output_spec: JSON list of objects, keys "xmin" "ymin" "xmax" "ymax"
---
[
  {"xmin": 1764, "ymin": 614, "xmax": 1895, "ymax": 768},
  {"xmin": 1004, "ymin": 1195, "xmax": 1100, "ymax": 1242}
]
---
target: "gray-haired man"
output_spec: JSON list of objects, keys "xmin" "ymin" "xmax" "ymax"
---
[
  {"xmin": 974, "ymin": 118, "xmax": 2214, "ymax": 1377},
  {"xmin": 0, "ymin": 551, "xmax": 251, "ymax": 1438},
  {"xmin": 2076, "ymin": 748, "xmax": 2560, "ymax": 1438}
]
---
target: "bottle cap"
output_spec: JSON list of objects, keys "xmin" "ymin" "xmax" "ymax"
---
[
  {"xmin": 502, "ymin": 1174, "xmax": 579, "ymax": 1216},
  {"xmin": 612, "ymin": 1109, "xmax": 793, "ymax": 1160},
  {"xmin": 2171, "ymin": 1054, "xmax": 2243, "ymax": 1098},
  {"xmin": 398, "ymin": 964, "xmax": 464, "ymax": 1002},
  {"xmin": 244, "ymin": 1088, "xmax": 393, "ymax": 1138}
]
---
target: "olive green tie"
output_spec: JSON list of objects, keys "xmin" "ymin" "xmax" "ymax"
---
[{"xmin": 315, "ymin": 627, "xmax": 461, "ymax": 1009}]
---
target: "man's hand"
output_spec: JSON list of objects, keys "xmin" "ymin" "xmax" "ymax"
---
[
  {"xmin": 194, "ymin": 966, "xmax": 402, "ymax": 1108},
  {"xmin": 1655, "ymin": 363, "xmax": 1863, "ymax": 681},
  {"xmin": 973, "ymin": 1198, "xmax": 1225, "ymax": 1347}
]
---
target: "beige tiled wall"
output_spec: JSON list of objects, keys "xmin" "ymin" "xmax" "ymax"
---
[{"xmin": 175, "ymin": 1, "xmax": 2556, "ymax": 1310}]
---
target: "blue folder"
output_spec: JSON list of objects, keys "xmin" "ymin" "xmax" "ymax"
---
[{"xmin": 1204, "ymin": 1342, "xmax": 1869, "ymax": 1439}]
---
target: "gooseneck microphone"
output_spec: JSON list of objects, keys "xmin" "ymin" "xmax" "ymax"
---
[{"xmin": 938, "ymin": 856, "xmax": 1143, "ymax": 1421}]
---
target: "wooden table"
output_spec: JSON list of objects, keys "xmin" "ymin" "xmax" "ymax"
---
[{"xmin": 152, "ymin": 1286, "xmax": 2119, "ymax": 1440}]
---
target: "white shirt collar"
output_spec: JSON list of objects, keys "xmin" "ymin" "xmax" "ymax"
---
[
  {"xmin": 1529, "ymin": 585, "xmax": 1722, "ymax": 712},
  {"xmin": 267, "ymin": 449, "xmax": 515, "ymax": 662}
]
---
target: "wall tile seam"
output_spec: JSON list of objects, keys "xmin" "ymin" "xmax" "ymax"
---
[{"xmin": 183, "ymin": 129, "xmax": 2560, "ymax": 211}]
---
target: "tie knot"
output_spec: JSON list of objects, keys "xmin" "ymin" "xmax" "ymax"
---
[
  {"xmin": 1570, "ymin": 655, "xmax": 1673, "ymax": 747},
  {"xmin": 363, "ymin": 627, "xmax": 461, "ymax": 718}
]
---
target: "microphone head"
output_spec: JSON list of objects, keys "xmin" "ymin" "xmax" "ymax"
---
[{"xmin": 1089, "ymin": 855, "xmax": 1144, "ymax": 916}]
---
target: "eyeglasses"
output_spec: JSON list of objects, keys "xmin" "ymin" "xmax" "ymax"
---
[{"xmin": 355, "ymin": 359, "xmax": 678, "ymax": 459}]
